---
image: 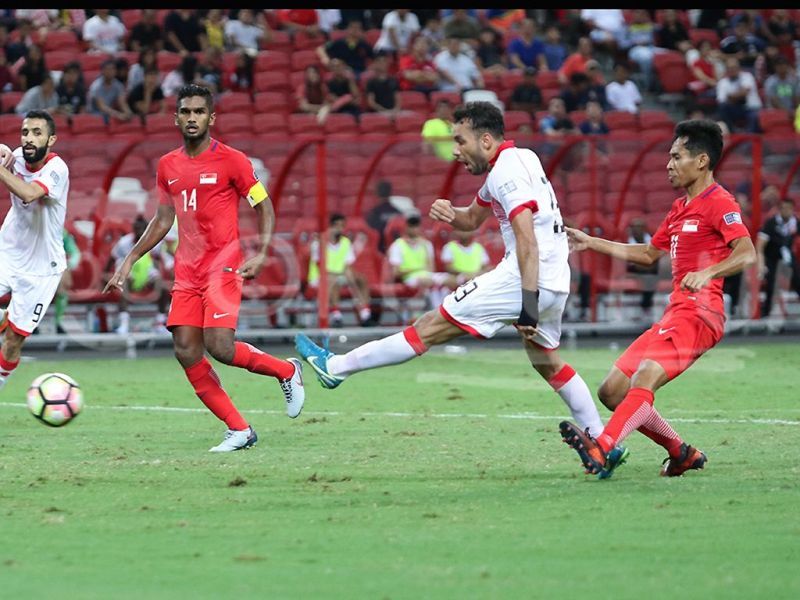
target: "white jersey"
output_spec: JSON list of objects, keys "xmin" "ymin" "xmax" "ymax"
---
[
  {"xmin": 0, "ymin": 148, "xmax": 69, "ymax": 276},
  {"xmin": 476, "ymin": 143, "xmax": 570, "ymax": 293}
]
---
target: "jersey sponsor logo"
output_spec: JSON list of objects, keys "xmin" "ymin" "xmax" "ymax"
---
[
  {"xmin": 212, "ymin": 312, "xmax": 229, "ymax": 319},
  {"xmin": 497, "ymin": 180, "xmax": 518, "ymax": 198},
  {"xmin": 723, "ymin": 211, "xmax": 742, "ymax": 225},
  {"xmin": 200, "ymin": 173, "xmax": 218, "ymax": 185},
  {"xmin": 682, "ymin": 219, "xmax": 699, "ymax": 232},
  {"xmin": 168, "ymin": 177, "xmax": 180, "ymax": 185}
]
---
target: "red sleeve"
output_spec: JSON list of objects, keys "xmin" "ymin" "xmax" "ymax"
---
[
  {"xmin": 711, "ymin": 197, "xmax": 750, "ymax": 244},
  {"xmin": 156, "ymin": 158, "xmax": 171, "ymax": 206},
  {"xmin": 229, "ymin": 150, "xmax": 259, "ymax": 199},
  {"xmin": 650, "ymin": 211, "xmax": 672, "ymax": 251}
]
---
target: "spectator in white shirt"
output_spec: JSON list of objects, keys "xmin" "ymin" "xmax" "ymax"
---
[
  {"xmin": 224, "ymin": 8, "xmax": 268, "ymax": 56},
  {"xmin": 580, "ymin": 9, "xmax": 625, "ymax": 57},
  {"xmin": 605, "ymin": 62, "xmax": 642, "ymax": 114},
  {"xmin": 433, "ymin": 36, "xmax": 483, "ymax": 93},
  {"xmin": 716, "ymin": 56, "xmax": 763, "ymax": 133},
  {"xmin": 82, "ymin": 9, "xmax": 126, "ymax": 54},
  {"xmin": 374, "ymin": 9, "xmax": 420, "ymax": 56}
]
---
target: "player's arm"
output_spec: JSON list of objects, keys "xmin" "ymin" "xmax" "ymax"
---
[
  {"xmin": 511, "ymin": 207, "xmax": 540, "ymax": 337},
  {"xmin": 0, "ymin": 162, "xmax": 48, "ymax": 204},
  {"xmin": 566, "ymin": 226, "xmax": 665, "ymax": 266},
  {"xmin": 103, "ymin": 205, "xmax": 175, "ymax": 293},
  {"xmin": 237, "ymin": 179, "xmax": 273, "ymax": 279},
  {"xmin": 429, "ymin": 197, "xmax": 492, "ymax": 231},
  {"xmin": 681, "ymin": 235, "xmax": 757, "ymax": 292}
]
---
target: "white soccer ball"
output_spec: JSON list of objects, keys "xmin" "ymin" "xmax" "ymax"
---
[{"xmin": 27, "ymin": 372, "xmax": 84, "ymax": 427}]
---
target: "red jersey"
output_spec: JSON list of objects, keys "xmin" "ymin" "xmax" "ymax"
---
[
  {"xmin": 651, "ymin": 182, "xmax": 750, "ymax": 315},
  {"xmin": 157, "ymin": 139, "xmax": 260, "ymax": 286}
]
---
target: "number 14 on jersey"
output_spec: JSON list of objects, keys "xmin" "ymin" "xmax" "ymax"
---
[{"xmin": 181, "ymin": 188, "xmax": 197, "ymax": 211}]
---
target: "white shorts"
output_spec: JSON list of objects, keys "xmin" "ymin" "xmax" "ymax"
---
[
  {"xmin": 0, "ymin": 269, "xmax": 62, "ymax": 336},
  {"xmin": 439, "ymin": 257, "xmax": 568, "ymax": 350}
]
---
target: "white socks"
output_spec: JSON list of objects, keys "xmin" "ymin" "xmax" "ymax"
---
[
  {"xmin": 328, "ymin": 327, "xmax": 427, "ymax": 377},
  {"xmin": 548, "ymin": 364, "xmax": 605, "ymax": 437}
]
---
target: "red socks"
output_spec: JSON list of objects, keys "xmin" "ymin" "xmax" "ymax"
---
[
  {"xmin": 184, "ymin": 357, "xmax": 248, "ymax": 430},
  {"xmin": 0, "ymin": 350, "xmax": 19, "ymax": 378},
  {"xmin": 232, "ymin": 342, "xmax": 294, "ymax": 380}
]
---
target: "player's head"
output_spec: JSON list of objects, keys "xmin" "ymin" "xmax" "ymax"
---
[
  {"xmin": 20, "ymin": 109, "xmax": 56, "ymax": 164},
  {"xmin": 779, "ymin": 197, "xmax": 795, "ymax": 219},
  {"xmin": 668, "ymin": 119, "xmax": 723, "ymax": 189},
  {"xmin": 175, "ymin": 84, "xmax": 215, "ymax": 142},
  {"xmin": 452, "ymin": 101, "xmax": 505, "ymax": 176}
]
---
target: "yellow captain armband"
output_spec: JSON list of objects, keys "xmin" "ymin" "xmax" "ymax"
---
[{"xmin": 247, "ymin": 181, "xmax": 269, "ymax": 207}]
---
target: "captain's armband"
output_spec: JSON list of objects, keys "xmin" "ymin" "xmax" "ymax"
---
[{"xmin": 247, "ymin": 181, "xmax": 269, "ymax": 207}]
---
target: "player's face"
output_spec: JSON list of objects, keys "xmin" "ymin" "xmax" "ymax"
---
[
  {"xmin": 175, "ymin": 96, "xmax": 215, "ymax": 141},
  {"xmin": 667, "ymin": 137, "xmax": 705, "ymax": 189},
  {"xmin": 452, "ymin": 122, "xmax": 490, "ymax": 175},
  {"xmin": 20, "ymin": 118, "xmax": 55, "ymax": 164}
]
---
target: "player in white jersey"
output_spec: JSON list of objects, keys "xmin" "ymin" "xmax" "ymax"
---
[
  {"xmin": 0, "ymin": 110, "xmax": 69, "ymax": 390},
  {"xmin": 295, "ymin": 101, "xmax": 628, "ymax": 478}
]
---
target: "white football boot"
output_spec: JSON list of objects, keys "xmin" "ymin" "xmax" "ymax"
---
[
  {"xmin": 209, "ymin": 426, "xmax": 258, "ymax": 452},
  {"xmin": 280, "ymin": 358, "xmax": 305, "ymax": 418}
]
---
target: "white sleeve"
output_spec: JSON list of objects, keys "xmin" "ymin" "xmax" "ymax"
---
[
  {"xmin": 82, "ymin": 18, "xmax": 98, "ymax": 42},
  {"xmin": 387, "ymin": 241, "xmax": 402, "ymax": 266},
  {"xmin": 488, "ymin": 156, "xmax": 544, "ymax": 221},
  {"xmin": 476, "ymin": 181, "xmax": 492, "ymax": 206},
  {"xmin": 39, "ymin": 158, "xmax": 69, "ymax": 206}
]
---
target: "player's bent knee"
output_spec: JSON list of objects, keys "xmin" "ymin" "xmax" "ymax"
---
[
  {"xmin": 414, "ymin": 309, "xmax": 463, "ymax": 346},
  {"xmin": 205, "ymin": 342, "xmax": 235, "ymax": 365}
]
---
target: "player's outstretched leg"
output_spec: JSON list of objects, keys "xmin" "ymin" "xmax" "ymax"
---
[
  {"xmin": 559, "ymin": 421, "xmax": 608, "ymax": 475},
  {"xmin": 280, "ymin": 358, "xmax": 305, "ymax": 418},
  {"xmin": 209, "ymin": 425, "xmax": 258, "ymax": 452},
  {"xmin": 660, "ymin": 443, "xmax": 707, "ymax": 477},
  {"xmin": 295, "ymin": 333, "xmax": 346, "ymax": 389}
]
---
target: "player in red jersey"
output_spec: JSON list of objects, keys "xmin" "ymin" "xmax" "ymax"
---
[
  {"xmin": 104, "ymin": 84, "xmax": 304, "ymax": 452},
  {"xmin": 559, "ymin": 119, "xmax": 756, "ymax": 477}
]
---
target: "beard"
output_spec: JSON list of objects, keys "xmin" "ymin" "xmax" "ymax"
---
[{"xmin": 23, "ymin": 144, "xmax": 48, "ymax": 164}]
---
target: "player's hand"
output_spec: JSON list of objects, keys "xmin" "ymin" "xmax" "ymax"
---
[
  {"xmin": 565, "ymin": 227, "xmax": 590, "ymax": 252},
  {"xmin": 238, "ymin": 253, "xmax": 267, "ymax": 279},
  {"xmin": 103, "ymin": 265, "xmax": 130, "ymax": 294},
  {"xmin": 0, "ymin": 143, "xmax": 14, "ymax": 170},
  {"xmin": 680, "ymin": 270, "xmax": 712, "ymax": 292},
  {"xmin": 429, "ymin": 199, "xmax": 455, "ymax": 223},
  {"xmin": 514, "ymin": 323, "xmax": 540, "ymax": 343}
]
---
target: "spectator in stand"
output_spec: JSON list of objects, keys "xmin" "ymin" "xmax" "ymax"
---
[
  {"xmin": 0, "ymin": 49, "xmax": 16, "ymax": 93},
  {"xmin": 58, "ymin": 9, "xmax": 86, "ymax": 40},
  {"xmin": 715, "ymin": 56, "xmax": 762, "ymax": 133},
  {"xmin": 558, "ymin": 35, "xmax": 594, "ymax": 86},
  {"xmin": 625, "ymin": 216, "xmax": 660, "ymax": 322},
  {"xmin": 763, "ymin": 56, "xmax": 799, "ymax": 115},
  {"xmin": 15, "ymin": 73, "xmax": 59, "ymax": 115},
  {"xmin": 307, "ymin": 213, "xmax": 375, "ymax": 328},
  {"xmin": 326, "ymin": 58, "xmax": 361, "ymax": 119},
  {"xmin": 765, "ymin": 9, "xmax": 797, "ymax": 66},
  {"xmin": 317, "ymin": 19, "xmax": 374, "ymax": 80},
  {"xmin": 14, "ymin": 9, "xmax": 60, "ymax": 38},
  {"xmin": 720, "ymin": 15, "xmax": 765, "ymax": 72},
  {"xmin": 655, "ymin": 9, "xmax": 691, "ymax": 54},
  {"xmin": 441, "ymin": 9, "xmax": 481, "ymax": 45},
  {"xmin": 366, "ymin": 179, "xmax": 403, "ymax": 253},
  {"xmin": 539, "ymin": 96, "xmax": 577, "ymax": 138},
  {"xmin": 364, "ymin": 51, "xmax": 400, "ymax": 115},
  {"xmin": 88, "ymin": 58, "xmax": 133, "ymax": 123},
  {"xmin": 197, "ymin": 46, "xmax": 225, "ymax": 95},
  {"xmin": 579, "ymin": 9, "xmax": 625, "ymax": 59},
  {"xmin": 578, "ymin": 99, "xmax": 609, "ymax": 135},
  {"xmin": 434, "ymin": 36, "xmax": 484, "ymax": 93},
  {"xmin": 585, "ymin": 60, "xmax": 610, "ymax": 109},
  {"xmin": 162, "ymin": 54, "xmax": 202, "ymax": 98},
  {"xmin": 53, "ymin": 227, "xmax": 81, "ymax": 335},
  {"xmin": 295, "ymin": 64, "xmax": 330, "ymax": 123},
  {"xmin": 508, "ymin": 66, "xmax": 542, "ymax": 114},
  {"xmin": 373, "ymin": 9, "xmax": 421, "ymax": 57},
  {"xmin": 506, "ymin": 18, "xmax": 548, "ymax": 72},
  {"xmin": 224, "ymin": 50, "xmax": 254, "ymax": 94},
  {"xmin": 398, "ymin": 36, "xmax": 441, "ymax": 96},
  {"xmin": 619, "ymin": 9, "xmax": 666, "ymax": 93},
  {"xmin": 316, "ymin": 9, "xmax": 342, "ymax": 37},
  {"xmin": 387, "ymin": 214, "xmax": 453, "ymax": 311},
  {"xmin": 275, "ymin": 9, "xmax": 323, "ymax": 39},
  {"xmin": 16, "ymin": 43, "xmax": 48, "ymax": 92},
  {"xmin": 4, "ymin": 18, "xmax": 35, "ymax": 64},
  {"xmin": 418, "ymin": 15, "xmax": 445, "ymax": 58},
  {"xmin": 475, "ymin": 26, "xmax": 508, "ymax": 76},
  {"xmin": 114, "ymin": 57, "xmax": 130, "ymax": 88},
  {"xmin": 729, "ymin": 9, "xmax": 771, "ymax": 45},
  {"xmin": 605, "ymin": 62, "xmax": 643, "ymax": 114},
  {"xmin": 127, "ymin": 8, "xmax": 164, "ymax": 53},
  {"xmin": 560, "ymin": 71, "xmax": 601, "ymax": 113},
  {"xmin": 127, "ymin": 47, "xmax": 159, "ymax": 92},
  {"xmin": 421, "ymin": 98, "xmax": 455, "ymax": 161},
  {"xmin": 542, "ymin": 24, "xmax": 568, "ymax": 72},
  {"xmin": 55, "ymin": 61, "xmax": 86, "ymax": 115},
  {"xmin": 224, "ymin": 8, "xmax": 268, "ymax": 56},
  {"xmin": 757, "ymin": 197, "xmax": 800, "ymax": 318},
  {"xmin": 128, "ymin": 66, "xmax": 166, "ymax": 118},
  {"xmin": 686, "ymin": 39, "xmax": 723, "ymax": 110},
  {"xmin": 440, "ymin": 229, "xmax": 491, "ymax": 285},
  {"xmin": 202, "ymin": 9, "xmax": 226, "ymax": 51},
  {"xmin": 163, "ymin": 9, "xmax": 207, "ymax": 56},
  {"xmin": 82, "ymin": 9, "xmax": 126, "ymax": 54}
]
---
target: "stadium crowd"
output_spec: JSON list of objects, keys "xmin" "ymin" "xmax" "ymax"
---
[{"xmin": 1, "ymin": 9, "xmax": 799, "ymax": 331}]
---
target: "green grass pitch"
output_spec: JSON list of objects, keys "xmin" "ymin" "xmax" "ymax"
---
[{"xmin": 1, "ymin": 339, "xmax": 798, "ymax": 599}]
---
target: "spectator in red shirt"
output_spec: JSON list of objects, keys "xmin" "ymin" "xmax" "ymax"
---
[
  {"xmin": 558, "ymin": 35, "xmax": 593, "ymax": 86},
  {"xmin": 276, "ymin": 9, "xmax": 322, "ymax": 38},
  {"xmin": 398, "ymin": 36, "xmax": 440, "ymax": 95}
]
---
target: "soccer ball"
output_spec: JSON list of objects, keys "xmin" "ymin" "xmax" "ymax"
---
[{"xmin": 26, "ymin": 372, "xmax": 84, "ymax": 427}]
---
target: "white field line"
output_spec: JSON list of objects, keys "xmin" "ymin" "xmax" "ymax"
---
[{"xmin": 1, "ymin": 402, "xmax": 798, "ymax": 426}]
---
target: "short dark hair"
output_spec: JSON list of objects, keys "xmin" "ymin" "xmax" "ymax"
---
[
  {"xmin": 406, "ymin": 214, "xmax": 421, "ymax": 227},
  {"xmin": 25, "ymin": 109, "xmax": 56, "ymax": 136},
  {"xmin": 673, "ymin": 119, "xmax": 723, "ymax": 171},
  {"xmin": 453, "ymin": 101, "xmax": 505, "ymax": 139},
  {"xmin": 177, "ymin": 84, "xmax": 214, "ymax": 111},
  {"xmin": 329, "ymin": 212, "xmax": 345, "ymax": 225}
]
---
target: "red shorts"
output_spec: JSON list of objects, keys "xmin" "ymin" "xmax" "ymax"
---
[
  {"xmin": 167, "ymin": 271, "xmax": 242, "ymax": 330},
  {"xmin": 615, "ymin": 303, "xmax": 725, "ymax": 381}
]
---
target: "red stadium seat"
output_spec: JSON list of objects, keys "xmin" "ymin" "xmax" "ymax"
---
[
  {"xmin": 156, "ymin": 51, "xmax": 183, "ymax": 74},
  {"xmin": 429, "ymin": 90, "xmax": 462, "ymax": 108},
  {"xmin": 604, "ymin": 111, "xmax": 639, "ymax": 132},
  {"xmin": 216, "ymin": 91, "xmax": 253, "ymax": 114},
  {"xmin": 288, "ymin": 113, "xmax": 321, "ymax": 135},
  {"xmin": 359, "ymin": 112, "xmax": 394, "ymax": 134},
  {"xmin": 70, "ymin": 113, "xmax": 108, "ymax": 136},
  {"xmin": 290, "ymin": 49, "xmax": 321, "ymax": 72},
  {"xmin": 213, "ymin": 113, "xmax": 253, "ymax": 137},
  {"xmin": 45, "ymin": 50, "xmax": 76, "ymax": 71},
  {"xmin": 120, "ymin": 9, "xmax": 142, "ymax": 31},
  {"xmin": 504, "ymin": 110, "xmax": 534, "ymax": 134},
  {"xmin": 0, "ymin": 113, "xmax": 21, "ymax": 135},
  {"xmin": 292, "ymin": 30, "xmax": 326, "ymax": 51},
  {"xmin": 253, "ymin": 112, "xmax": 289, "ymax": 135},
  {"xmin": 144, "ymin": 113, "xmax": 177, "ymax": 135},
  {"xmin": 397, "ymin": 90, "xmax": 429, "ymax": 113},
  {"xmin": 108, "ymin": 117, "xmax": 145, "ymax": 139},
  {"xmin": 536, "ymin": 70, "xmax": 561, "ymax": 90},
  {"xmin": 394, "ymin": 111, "xmax": 426, "ymax": 134},
  {"xmin": 254, "ymin": 70, "xmax": 291, "ymax": 95},
  {"xmin": 254, "ymin": 51, "xmax": 290, "ymax": 74},
  {"xmin": 652, "ymin": 51, "xmax": 691, "ymax": 94},
  {"xmin": 324, "ymin": 112, "xmax": 358, "ymax": 134},
  {"xmin": 758, "ymin": 108, "xmax": 794, "ymax": 134},
  {"xmin": 263, "ymin": 30, "xmax": 292, "ymax": 53},
  {"xmin": 638, "ymin": 109, "xmax": 674, "ymax": 133},
  {"xmin": 253, "ymin": 91, "xmax": 290, "ymax": 114},
  {"xmin": 688, "ymin": 28, "xmax": 720, "ymax": 49},
  {"xmin": 78, "ymin": 53, "xmax": 112, "ymax": 72},
  {"xmin": 43, "ymin": 29, "xmax": 80, "ymax": 52}
]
